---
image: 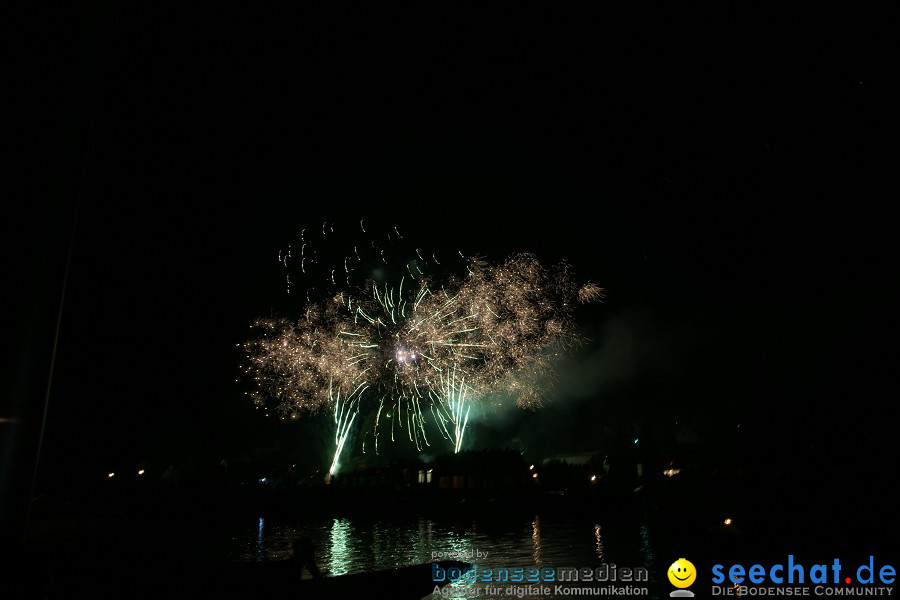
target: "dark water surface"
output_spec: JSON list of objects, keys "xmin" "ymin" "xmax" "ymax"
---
[
  {"xmin": 21, "ymin": 482, "xmax": 898, "ymax": 600},
  {"xmin": 228, "ymin": 507, "xmax": 660, "ymax": 599}
]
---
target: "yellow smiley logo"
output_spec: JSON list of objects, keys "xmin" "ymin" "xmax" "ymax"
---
[{"xmin": 668, "ymin": 558, "xmax": 696, "ymax": 588}]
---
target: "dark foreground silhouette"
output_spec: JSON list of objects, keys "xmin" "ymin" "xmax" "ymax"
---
[{"xmin": 14, "ymin": 555, "xmax": 470, "ymax": 600}]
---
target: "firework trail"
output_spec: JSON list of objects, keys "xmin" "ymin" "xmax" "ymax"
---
[
  {"xmin": 431, "ymin": 367, "xmax": 471, "ymax": 454},
  {"xmin": 241, "ymin": 221, "xmax": 602, "ymax": 472},
  {"xmin": 329, "ymin": 379, "xmax": 366, "ymax": 476}
]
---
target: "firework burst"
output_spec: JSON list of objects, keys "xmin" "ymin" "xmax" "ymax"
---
[{"xmin": 241, "ymin": 222, "xmax": 602, "ymax": 473}]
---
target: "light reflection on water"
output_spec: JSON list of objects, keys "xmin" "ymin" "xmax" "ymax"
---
[
  {"xmin": 330, "ymin": 518, "xmax": 353, "ymax": 576},
  {"xmin": 231, "ymin": 512, "xmax": 658, "ymax": 599},
  {"xmin": 256, "ymin": 516, "xmax": 264, "ymax": 563}
]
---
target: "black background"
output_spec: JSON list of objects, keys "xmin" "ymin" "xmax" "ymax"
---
[{"xmin": 6, "ymin": 2, "xmax": 895, "ymax": 549}]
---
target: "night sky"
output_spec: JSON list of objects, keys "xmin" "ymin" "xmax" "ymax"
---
[{"xmin": 8, "ymin": 5, "xmax": 893, "ymax": 505}]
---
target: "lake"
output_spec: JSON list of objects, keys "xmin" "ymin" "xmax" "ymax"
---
[{"xmin": 228, "ymin": 505, "xmax": 661, "ymax": 599}]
